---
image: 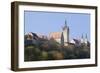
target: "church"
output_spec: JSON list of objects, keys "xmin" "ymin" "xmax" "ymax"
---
[
  {"xmin": 49, "ymin": 20, "xmax": 69, "ymax": 46},
  {"xmin": 49, "ymin": 20, "xmax": 88, "ymax": 46}
]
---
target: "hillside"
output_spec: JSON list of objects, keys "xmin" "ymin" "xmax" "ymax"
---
[{"xmin": 24, "ymin": 33, "xmax": 90, "ymax": 61}]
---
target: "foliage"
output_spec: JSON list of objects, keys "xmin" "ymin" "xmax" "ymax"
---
[{"xmin": 24, "ymin": 36, "xmax": 90, "ymax": 61}]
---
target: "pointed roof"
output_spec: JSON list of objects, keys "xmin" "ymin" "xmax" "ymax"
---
[
  {"xmin": 62, "ymin": 20, "xmax": 68, "ymax": 30},
  {"xmin": 65, "ymin": 20, "xmax": 67, "ymax": 27},
  {"xmin": 85, "ymin": 34, "xmax": 87, "ymax": 39}
]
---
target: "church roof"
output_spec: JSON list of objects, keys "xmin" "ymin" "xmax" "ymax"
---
[{"xmin": 49, "ymin": 32, "xmax": 61, "ymax": 39}]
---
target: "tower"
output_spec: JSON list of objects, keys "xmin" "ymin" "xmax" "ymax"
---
[
  {"xmin": 84, "ymin": 34, "xmax": 88, "ymax": 44},
  {"xmin": 61, "ymin": 20, "xmax": 69, "ymax": 46},
  {"xmin": 81, "ymin": 34, "xmax": 84, "ymax": 43},
  {"xmin": 80, "ymin": 34, "xmax": 88, "ymax": 45}
]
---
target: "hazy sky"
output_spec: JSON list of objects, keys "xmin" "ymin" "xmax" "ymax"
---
[{"xmin": 24, "ymin": 11, "xmax": 90, "ymax": 41}]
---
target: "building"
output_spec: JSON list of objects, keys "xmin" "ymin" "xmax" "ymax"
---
[
  {"xmin": 80, "ymin": 34, "xmax": 88, "ymax": 45},
  {"xmin": 49, "ymin": 32, "xmax": 62, "ymax": 43},
  {"xmin": 49, "ymin": 20, "xmax": 69, "ymax": 46},
  {"xmin": 49, "ymin": 20, "xmax": 88, "ymax": 46}
]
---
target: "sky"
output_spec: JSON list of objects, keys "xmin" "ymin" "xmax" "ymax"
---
[{"xmin": 24, "ymin": 11, "xmax": 90, "ymax": 41}]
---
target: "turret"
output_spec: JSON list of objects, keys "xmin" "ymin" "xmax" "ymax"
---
[
  {"xmin": 81, "ymin": 34, "xmax": 84, "ymax": 43},
  {"xmin": 84, "ymin": 34, "xmax": 88, "ymax": 44},
  {"xmin": 80, "ymin": 34, "xmax": 88, "ymax": 45}
]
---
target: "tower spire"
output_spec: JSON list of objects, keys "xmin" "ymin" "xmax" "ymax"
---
[
  {"xmin": 81, "ymin": 34, "xmax": 83, "ymax": 39},
  {"xmin": 84, "ymin": 33, "xmax": 88, "ymax": 45},
  {"xmin": 81, "ymin": 34, "xmax": 84, "ymax": 43},
  {"xmin": 85, "ymin": 34, "xmax": 87, "ymax": 39},
  {"xmin": 65, "ymin": 20, "xmax": 67, "ymax": 27}
]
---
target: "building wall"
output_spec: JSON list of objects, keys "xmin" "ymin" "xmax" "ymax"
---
[{"xmin": 63, "ymin": 29, "xmax": 69, "ymax": 43}]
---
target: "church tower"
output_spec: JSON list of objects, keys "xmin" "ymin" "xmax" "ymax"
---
[
  {"xmin": 61, "ymin": 20, "xmax": 69, "ymax": 46},
  {"xmin": 81, "ymin": 34, "xmax": 84, "ymax": 43},
  {"xmin": 84, "ymin": 34, "xmax": 88, "ymax": 45},
  {"xmin": 80, "ymin": 34, "xmax": 88, "ymax": 45}
]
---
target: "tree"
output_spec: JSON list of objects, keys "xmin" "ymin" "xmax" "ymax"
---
[
  {"xmin": 24, "ymin": 45, "xmax": 41, "ymax": 61},
  {"xmin": 39, "ymin": 51, "xmax": 49, "ymax": 60}
]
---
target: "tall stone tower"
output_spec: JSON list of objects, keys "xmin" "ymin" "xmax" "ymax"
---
[{"xmin": 61, "ymin": 20, "xmax": 69, "ymax": 46}]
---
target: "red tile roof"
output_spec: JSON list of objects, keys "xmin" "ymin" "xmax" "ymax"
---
[{"xmin": 49, "ymin": 32, "xmax": 61, "ymax": 39}]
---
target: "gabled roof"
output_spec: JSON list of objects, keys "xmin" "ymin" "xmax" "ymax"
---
[{"xmin": 49, "ymin": 32, "xmax": 61, "ymax": 39}]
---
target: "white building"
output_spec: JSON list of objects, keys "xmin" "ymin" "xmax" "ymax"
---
[{"xmin": 80, "ymin": 34, "xmax": 88, "ymax": 45}]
